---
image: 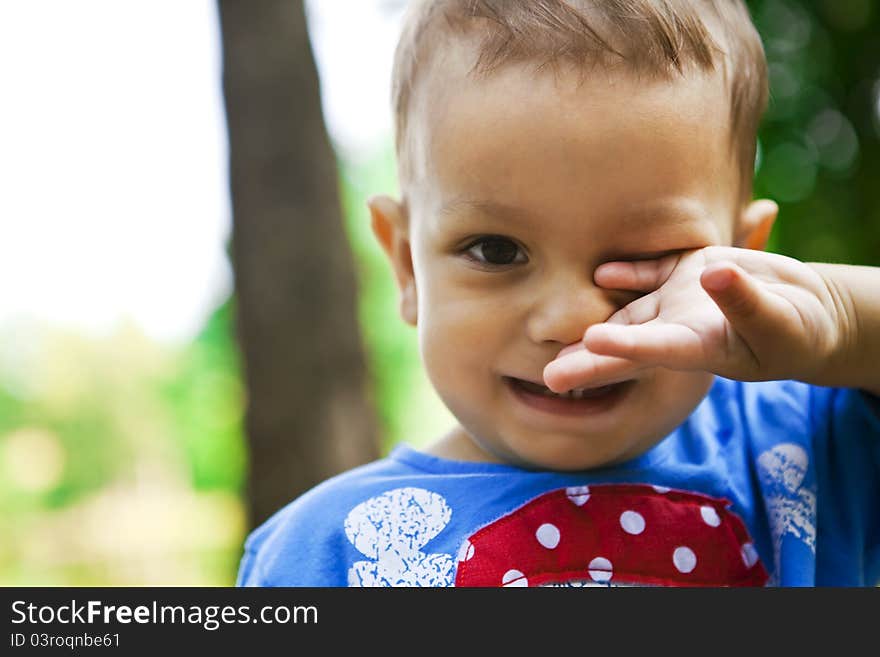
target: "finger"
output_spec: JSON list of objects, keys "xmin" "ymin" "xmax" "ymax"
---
[
  {"xmin": 700, "ymin": 261, "xmax": 794, "ymax": 355},
  {"xmin": 594, "ymin": 254, "xmax": 680, "ymax": 292},
  {"xmin": 555, "ymin": 340, "xmax": 584, "ymax": 360},
  {"xmin": 583, "ymin": 320, "xmax": 708, "ymax": 370},
  {"xmin": 543, "ymin": 343, "xmax": 647, "ymax": 393},
  {"xmin": 602, "ymin": 291, "xmax": 661, "ymax": 326}
]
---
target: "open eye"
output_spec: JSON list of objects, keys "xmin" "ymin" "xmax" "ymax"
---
[{"xmin": 464, "ymin": 236, "xmax": 528, "ymax": 267}]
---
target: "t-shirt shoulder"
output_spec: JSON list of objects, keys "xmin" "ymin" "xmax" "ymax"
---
[
  {"xmin": 242, "ymin": 444, "xmax": 524, "ymax": 550},
  {"xmin": 242, "ymin": 454, "xmax": 406, "ymax": 548},
  {"xmin": 237, "ymin": 448, "xmax": 450, "ymax": 585},
  {"xmin": 235, "ymin": 445, "xmax": 535, "ymax": 585},
  {"xmin": 714, "ymin": 378, "xmax": 879, "ymax": 450}
]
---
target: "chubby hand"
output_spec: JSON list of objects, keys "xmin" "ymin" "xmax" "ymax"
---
[{"xmin": 543, "ymin": 246, "xmax": 846, "ymax": 393}]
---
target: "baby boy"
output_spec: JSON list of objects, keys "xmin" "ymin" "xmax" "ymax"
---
[{"xmin": 237, "ymin": 0, "xmax": 879, "ymax": 587}]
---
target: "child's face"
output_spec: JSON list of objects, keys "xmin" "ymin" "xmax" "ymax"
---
[{"xmin": 374, "ymin": 51, "xmax": 760, "ymax": 471}]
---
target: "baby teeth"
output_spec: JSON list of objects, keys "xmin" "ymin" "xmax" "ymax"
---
[
  {"xmin": 561, "ymin": 388, "xmax": 590, "ymax": 399},
  {"xmin": 514, "ymin": 377, "xmax": 612, "ymax": 400},
  {"xmin": 543, "ymin": 385, "xmax": 603, "ymax": 399}
]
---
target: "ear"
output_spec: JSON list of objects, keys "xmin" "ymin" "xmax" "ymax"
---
[
  {"xmin": 734, "ymin": 199, "xmax": 778, "ymax": 251},
  {"xmin": 368, "ymin": 194, "xmax": 418, "ymax": 326}
]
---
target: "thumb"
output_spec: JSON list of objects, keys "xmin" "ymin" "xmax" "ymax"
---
[{"xmin": 700, "ymin": 261, "xmax": 787, "ymax": 351}]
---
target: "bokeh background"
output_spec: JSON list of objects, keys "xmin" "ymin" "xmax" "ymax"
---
[{"xmin": 0, "ymin": 0, "xmax": 877, "ymax": 585}]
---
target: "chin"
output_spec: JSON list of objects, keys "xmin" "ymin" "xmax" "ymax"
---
[{"xmin": 506, "ymin": 438, "xmax": 644, "ymax": 473}]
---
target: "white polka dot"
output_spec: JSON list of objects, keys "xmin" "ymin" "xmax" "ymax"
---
[
  {"xmin": 566, "ymin": 485, "xmax": 590, "ymax": 506},
  {"xmin": 502, "ymin": 569, "xmax": 528, "ymax": 587},
  {"xmin": 619, "ymin": 510, "xmax": 645, "ymax": 535},
  {"xmin": 588, "ymin": 557, "xmax": 613, "ymax": 583},
  {"xmin": 652, "ymin": 485, "xmax": 670, "ymax": 493},
  {"xmin": 457, "ymin": 540, "xmax": 474, "ymax": 562},
  {"xmin": 673, "ymin": 546, "xmax": 697, "ymax": 573},
  {"xmin": 536, "ymin": 523, "xmax": 561, "ymax": 549},
  {"xmin": 741, "ymin": 543, "xmax": 759, "ymax": 568},
  {"xmin": 700, "ymin": 506, "xmax": 721, "ymax": 527}
]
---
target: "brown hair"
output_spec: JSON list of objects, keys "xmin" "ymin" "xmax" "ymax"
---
[{"xmin": 391, "ymin": 0, "xmax": 768, "ymax": 204}]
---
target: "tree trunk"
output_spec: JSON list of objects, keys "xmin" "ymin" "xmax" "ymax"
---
[{"xmin": 217, "ymin": 0, "xmax": 379, "ymax": 529}]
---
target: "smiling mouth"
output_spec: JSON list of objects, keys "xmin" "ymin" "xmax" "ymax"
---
[{"xmin": 503, "ymin": 376, "xmax": 634, "ymax": 415}]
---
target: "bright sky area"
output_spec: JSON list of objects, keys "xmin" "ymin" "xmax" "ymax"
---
[{"xmin": 0, "ymin": 0, "xmax": 405, "ymax": 345}]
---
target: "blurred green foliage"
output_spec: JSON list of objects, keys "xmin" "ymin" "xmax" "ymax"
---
[
  {"xmin": 1, "ymin": 0, "xmax": 877, "ymax": 585},
  {"xmin": 748, "ymin": 0, "xmax": 880, "ymax": 265},
  {"xmin": 0, "ymin": 309, "xmax": 246, "ymax": 585},
  {"xmin": 158, "ymin": 301, "xmax": 246, "ymax": 492}
]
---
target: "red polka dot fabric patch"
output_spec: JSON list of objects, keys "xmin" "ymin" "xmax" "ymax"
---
[{"xmin": 454, "ymin": 484, "xmax": 768, "ymax": 587}]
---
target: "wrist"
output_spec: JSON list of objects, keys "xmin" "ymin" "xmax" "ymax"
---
[{"xmin": 808, "ymin": 263, "xmax": 880, "ymax": 394}]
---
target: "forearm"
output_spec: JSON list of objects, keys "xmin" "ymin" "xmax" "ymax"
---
[{"xmin": 810, "ymin": 263, "xmax": 880, "ymax": 396}]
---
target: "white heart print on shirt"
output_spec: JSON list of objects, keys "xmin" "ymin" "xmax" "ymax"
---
[{"xmin": 344, "ymin": 487, "xmax": 455, "ymax": 587}]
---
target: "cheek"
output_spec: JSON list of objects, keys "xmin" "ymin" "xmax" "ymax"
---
[
  {"xmin": 417, "ymin": 284, "xmax": 519, "ymax": 380},
  {"xmin": 418, "ymin": 265, "xmax": 520, "ymax": 339},
  {"xmin": 419, "ymin": 298, "xmax": 503, "ymax": 361}
]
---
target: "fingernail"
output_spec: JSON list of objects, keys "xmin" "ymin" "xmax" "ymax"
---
[{"xmin": 542, "ymin": 367, "xmax": 563, "ymax": 393}]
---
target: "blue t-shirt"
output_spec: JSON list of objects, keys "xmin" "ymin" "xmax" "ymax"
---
[{"xmin": 236, "ymin": 378, "xmax": 880, "ymax": 587}]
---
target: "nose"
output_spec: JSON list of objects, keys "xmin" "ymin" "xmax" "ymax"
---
[{"xmin": 524, "ymin": 273, "xmax": 618, "ymax": 347}]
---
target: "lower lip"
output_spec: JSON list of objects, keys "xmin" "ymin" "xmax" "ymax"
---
[{"xmin": 504, "ymin": 377, "xmax": 634, "ymax": 417}]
